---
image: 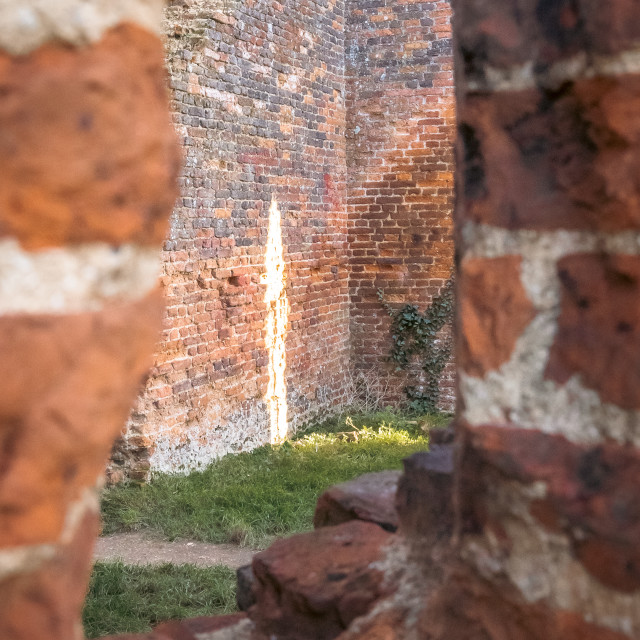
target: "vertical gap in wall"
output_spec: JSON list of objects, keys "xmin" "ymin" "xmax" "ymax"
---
[{"xmin": 263, "ymin": 199, "xmax": 289, "ymax": 443}]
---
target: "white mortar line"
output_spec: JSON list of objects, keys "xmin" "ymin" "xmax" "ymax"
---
[
  {"xmin": 461, "ymin": 223, "xmax": 640, "ymax": 262},
  {"xmin": 0, "ymin": 488, "xmax": 99, "ymax": 581},
  {"xmin": 0, "ymin": 0, "xmax": 165, "ymax": 56},
  {"xmin": 462, "ymin": 484, "xmax": 640, "ymax": 637},
  {"xmin": 0, "ymin": 239, "xmax": 161, "ymax": 315},
  {"xmin": 465, "ymin": 47, "xmax": 640, "ymax": 93},
  {"xmin": 459, "ymin": 222, "xmax": 640, "ymax": 445}
]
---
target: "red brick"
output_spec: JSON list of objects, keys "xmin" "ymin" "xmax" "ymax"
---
[
  {"xmin": 458, "ymin": 76, "xmax": 640, "ymax": 231},
  {"xmin": 460, "ymin": 423, "xmax": 640, "ymax": 592},
  {"xmin": 547, "ymin": 254, "xmax": 640, "ymax": 409},
  {"xmin": 0, "ymin": 292, "xmax": 164, "ymax": 547},
  {"xmin": 458, "ymin": 257, "xmax": 535, "ymax": 377},
  {"xmin": 420, "ymin": 562, "xmax": 631, "ymax": 640},
  {"xmin": 345, "ymin": 0, "xmax": 456, "ymax": 411},
  {"xmin": 314, "ymin": 471, "xmax": 401, "ymax": 532},
  {"xmin": 453, "ymin": 0, "xmax": 640, "ymax": 80},
  {"xmin": 0, "ymin": 24, "xmax": 179, "ymax": 249},
  {"xmin": 250, "ymin": 521, "xmax": 393, "ymax": 640},
  {"xmin": 0, "ymin": 509, "xmax": 99, "ymax": 640}
]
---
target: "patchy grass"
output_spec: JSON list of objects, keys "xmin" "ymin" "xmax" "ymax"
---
[
  {"xmin": 296, "ymin": 409, "xmax": 451, "ymax": 439},
  {"xmin": 102, "ymin": 411, "xmax": 448, "ymax": 548},
  {"xmin": 83, "ymin": 562, "xmax": 236, "ymax": 639}
]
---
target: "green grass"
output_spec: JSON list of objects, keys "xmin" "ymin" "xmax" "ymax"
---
[
  {"xmin": 83, "ymin": 562, "xmax": 236, "ymax": 639},
  {"xmin": 101, "ymin": 411, "xmax": 448, "ymax": 548}
]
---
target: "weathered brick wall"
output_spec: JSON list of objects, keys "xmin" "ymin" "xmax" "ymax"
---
[
  {"xmin": 111, "ymin": 0, "xmax": 352, "ymax": 480},
  {"xmin": 0, "ymin": 2, "xmax": 179, "ymax": 638},
  {"xmin": 345, "ymin": 0, "xmax": 456, "ymax": 411},
  {"xmin": 444, "ymin": 0, "xmax": 640, "ymax": 633},
  {"xmin": 110, "ymin": 0, "xmax": 458, "ymax": 481}
]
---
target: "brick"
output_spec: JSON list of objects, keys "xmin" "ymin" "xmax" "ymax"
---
[
  {"xmin": 0, "ymin": 292, "xmax": 164, "ymax": 547},
  {"xmin": 396, "ymin": 446, "xmax": 455, "ymax": 540},
  {"xmin": 458, "ymin": 76, "xmax": 640, "ymax": 231},
  {"xmin": 461, "ymin": 423, "xmax": 640, "ymax": 592},
  {"xmin": 112, "ymin": 0, "xmax": 359, "ymax": 477},
  {"xmin": 345, "ymin": 0, "xmax": 456, "ymax": 412},
  {"xmin": 458, "ymin": 257, "xmax": 535, "ymax": 378},
  {"xmin": 314, "ymin": 471, "xmax": 401, "ymax": 532},
  {"xmin": 0, "ymin": 509, "xmax": 99, "ymax": 640},
  {"xmin": 546, "ymin": 254, "xmax": 640, "ymax": 409},
  {"xmin": 453, "ymin": 0, "xmax": 640, "ymax": 83},
  {"xmin": 419, "ymin": 562, "xmax": 632, "ymax": 640},
  {"xmin": 0, "ymin": 24, "xmax": 179, "ymax": 249},
  {"xmin": 250, "ymin": 521, "xmax": 393, "ymax": 640}
]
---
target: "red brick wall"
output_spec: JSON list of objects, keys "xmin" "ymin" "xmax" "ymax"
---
[
  {"xmin": 110, "ymin": 0, "xmax": 457, "ymax": 481},
  {"xmin": 0, "ymin": 5, "xmax": 179, "ymax": 637},
  {"xmin": 345, "ymin": 0, "xmax": 456, "ymax": 411},
  {"xmin": 110, "ymin": 0, "xmax": 352, "ymax": 479}
]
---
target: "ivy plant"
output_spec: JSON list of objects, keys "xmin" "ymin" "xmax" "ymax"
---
[{"xmin": 378, "ymin": 277, "xmax": 455, "ymax": 413}]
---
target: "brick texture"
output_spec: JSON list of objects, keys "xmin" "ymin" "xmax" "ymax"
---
[
  {"xmin": 112, "ymin": 0, "xmax": 457, "ymax": 480},
  {"xmin": 0, "ymin": 9, "xmax": 178, "ymax": 640},
  {"xmin": 0, "ymin": 24, "xmax": 179, "ymax": 249},
  {"xmin": 441, "ymin": 0, "xmax": 640, "ymax": 634},
  {"xmin": 547, "ymin": 254, "xmax": 640, "ymax": 409},
  {"xmin": 458, "ymin": 256, "xmax": 535, "ymax": 378},
  {"xmin": 346, "ymin": 0, "xmax": 456, "ymax": 410},
  {"xmin": 112, "ymin": 0, "xmax": 353, "ymax": 478}
]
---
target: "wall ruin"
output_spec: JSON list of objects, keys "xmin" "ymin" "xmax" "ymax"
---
[{"xmin": 112, "ymin": 0, "xmax": 354, "ymax": 479}]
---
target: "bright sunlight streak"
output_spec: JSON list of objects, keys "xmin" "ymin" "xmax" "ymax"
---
[{"xmin": 263, "ymin": 199, "xmax": 289, "ymax": 443}]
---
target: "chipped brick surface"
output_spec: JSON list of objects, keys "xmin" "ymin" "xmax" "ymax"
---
[
  {"xmin": 0, "ymin": 509, "xmax": 99, "ymax": 640},
  {"xmin": 336, "ymin": 609, "xmax": 408, "ymax": 640},
  {"xmin": 453, "ymin": 0, "xmax": 640, "ymax": 83},
  {"xmin": 458, "ymin": 256, "xmax": 535, "ymax": 378},
  {"xmin": 458, "ymin": 76, "xmax": 640, "ymax": 231},
  {"xmin": 0, "ymin": 9, "xmax": 177, "ymax": 639},
  {"xmin": 0, "ymin": 292, "xmax": 164, "ymax": 548},
  {"xmin": 250, "ymin": 521, "xmax": 392, "ymax": 640},
  {"xmin": 314, "ymin": 470, "xmax": 401, "ymax": 532},
  {"xmin": 0, "ymin": 24, "xmax": 179, "ymax": 249},
  {"xmin": 419, "ymin": 564, "xmax": 632, "ymax": 640},
  {"xmin": 547, "ymin": 254, "xmax": 640, "ymax": 409},
  {"xmin": 461, "ymin": 423, "xmax": 640, "ymax": 592},
  {"xmin": 445, "ymin": 0, "xmax": 640, "ymax": 635},
  {"xmin": 396, "ymin": 446, "xmax": 454, "ymax": 540}
]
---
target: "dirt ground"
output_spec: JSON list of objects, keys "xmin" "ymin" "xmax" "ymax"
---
[{"xmin": 94, "ymin": 533, "xmax": 257, "ymax": 569}]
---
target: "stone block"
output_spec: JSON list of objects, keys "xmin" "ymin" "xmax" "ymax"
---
[
  {"xmin": 396, "ymin": 446, "xmax": 455, "ymax": 540},
  {"xmin": 250, "ymin": 520, "xmax": 393, "ymax": 640},
  {"xmin": 313, "ymin": 471, "xmax": 401, "ymax": 532}
]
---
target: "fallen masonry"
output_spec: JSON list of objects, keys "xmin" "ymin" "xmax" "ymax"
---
[
  {"xmin": 104, "ymin": 455, "xmax": 449, "ymax": 640},
  {"xmin": 313, "ymin": 470, "xmax": 401, "ymax": 532}
]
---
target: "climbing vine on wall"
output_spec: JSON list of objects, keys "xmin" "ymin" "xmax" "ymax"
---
[{"xmin": 378, "ymin": 277, "xmax": 455, "ymax": 413}]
